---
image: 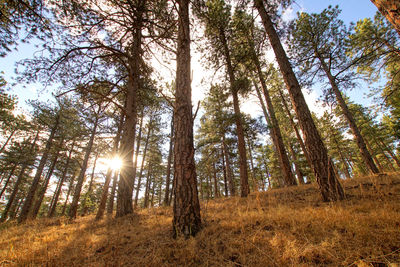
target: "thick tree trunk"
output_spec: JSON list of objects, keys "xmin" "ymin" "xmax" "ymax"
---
[
  {"xmin": 318, "ymin": 55, "xmax": 379, "ymax": 174},
  {"xmin": 255, "ymin": 0, "xmax": 344, "ymax": 201},
  {"xmin": 163, "ymin": 116, "xmax": 174, "ymax": 206},
  {"xmin": 48, "ymin": 140, "xmax": 75, "ymax": 217},
  {"xmin": 134, "ymin": 119, "xmax": 153, "ymax": 207},
  {"xmin": 19, "ymin": 115, "xmax": 60, "ymax": 223},
  {"xmin": 219, "ymin": 28, "xmax": 250, "ymax": 197},
  {"xmin": 69, "ymin": 115, "xmax": 99, "ymax": 219},
  {"xmin": 252, "ymin": 51, "xmax": 297, "ymax": 186},
  {"xmin": 370, "ymin": 0, "xmax": 400, "ymax": 36},
  {"xmin": 31, "ymin": 139, "xmax": 63, "ymax": 218},
  {"xmin": 221, "ymin": 135, "xmax": 235, "ymax": 196},
  {"xmin": 172, "ymin": 0, "xmax": 201, "ymax": 238},
  {"xmin": 116, "ymin": 1, "xmax": 144, "ymax": 218}
]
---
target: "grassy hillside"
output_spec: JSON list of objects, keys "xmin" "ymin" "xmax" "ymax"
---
[{"xmin": 1, "ymin": 174, "xmax": 400, "ymax": 266}]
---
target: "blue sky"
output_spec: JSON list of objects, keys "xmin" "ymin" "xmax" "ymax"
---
[{"xmin": 0, "ymin": 1, "xmax": 380, "ymax": 114}]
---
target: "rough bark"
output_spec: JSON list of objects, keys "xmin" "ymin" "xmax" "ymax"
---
[
  {"xmin": 254, "ymin": 0, "xmax": 344, "ymax": 201},
  {"xmin": 172, "ymin": 0, "xmax": 201, "ymax": 238},
  {"xmin": 317, "ymin": 54, "xmax": 379, "ymax": 174},
  {"xmin": 69, "ymin": 115, "xmax": 99, "ymax": 219},
  {"xmin": 18, "ymin": 115, "xmax": 60, "ymax": 223},
  {"xmin": 115, "ymin": 1, "xmax": 144, "ymax": 218},
  {"xmin": 370, "ymin": 0, "xmax": 400, "ymax": 36}
]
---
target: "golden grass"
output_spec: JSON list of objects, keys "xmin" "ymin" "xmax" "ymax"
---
[{"xmin": 1, "ymin": 173, "xmax": 400, "ymax": 266}]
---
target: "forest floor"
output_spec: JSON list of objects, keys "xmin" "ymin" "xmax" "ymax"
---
[{"xmin": 1, "ymin": 173, "xmax": 400, "ymax": 266}]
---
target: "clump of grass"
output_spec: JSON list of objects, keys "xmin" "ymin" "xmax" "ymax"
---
[{"xmin": 1, "ymin": 173, "xmax": 400, "ymax": 266}]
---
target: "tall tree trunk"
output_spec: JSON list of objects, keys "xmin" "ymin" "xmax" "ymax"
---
[
  {"xmin": 212, "ymin": 162, "xmax": 220, "ymax": 198},
  {"xmin": 31, "ymin": 139, "xmax": 63, "ymax": 218},
  {"xmin": 247, "ymin": 140, "xmax": 259, "ymax": 191},
  {"xmin": 69, "ymin": 114, "xmax": 99, "ymax": 219},
  {"xmin": 364, "ymin": 138, "xmax": 384, "ymax": 172},
  {"xmin": 172, "ymin": 0, "xmax": 201, "ymax": 238},
  {"xmin": 378, "ymin": 138, "xmax": 400, "ymax": 168},
  {"xmin": 219, "ymin": 28, "xmax": 250, "ymax": 197},
  {"xmin": 1, "ymin": 133, "xmax": 39, "ymax": 222},
  {"xmin": 107, "ymin": 171, "xmax": 118, "ymax": 215},
  {"xmin": 131, "ymin": 111, "xmax": 144, "ymax": 198},
  {"xmin": 163, "ymin": 115, "xmax": 174, "ymax": 206},
  {"xmin": 48, "ymin": 140, "xmax": 75, "ymax": 217},
  {"xmin": 96, "ymin": 116, "xmax": 123, "ymax": 220},
  {"xmin": 317, "ymin": 54, "xmax": 379, "ymax": 174},
  {"xmin": 81, "ymin": 153, "xmax": 99, "ymax": 215},
  {"xmin": 370, "ymin": 0, "xmax": 400, "ymax": 36},
  {"xmin": 221, "ymin": 148, "xmax": 229, "ymax": 197},
  {"xmin": 288, "ymin": 143, "xmax": 305, "ymax": 184},
  {"xmin": 134, "ymin": 118, "xmax": 153, "ymax": 207},
  {"xmin": 251, "ymin": 51, "xmax": 297, "ymax": 186},
  {"xmin": 116, "ymin": 1, "xmax": 144, "ymax": 218},
  {"xmin": 254, "ymin": 0, "xmax": 344, "ymax": 201},
  {"xmin": 61, "ymin": 170, "xmax": 77, "ymax": 216},
  {"xmin": 143, "ymin": 164, "xmax": 152, "ymax": 208},
  {"xmin": 19, "ymin": 114, "xmax": 60, "ymax": 223},
  {"xmin": 0, "ymin": 164, "xmax": 17, "ymax": 199},
  {"xmin": 221, "ymin": 135, "xmax": 235, "ymax": 196},
  {"xmin": 330, "ymin": 128, "xmax": 352, "ymax": 179},
  {"xmin": 9, "ymin": 197, "xmax": 23, "ymax": 219},
  {"xmin": 276, "ymin": 87, "xmax": 314, "ymax": 172},
  {"xmin": 0, "ymin": 129, "xmax": 16, "ymax": 155}
]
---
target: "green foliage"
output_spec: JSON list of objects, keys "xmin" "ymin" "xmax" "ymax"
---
[{"xmin": 348, "ymin": 12, "xmax": 400, "ymax": 140}]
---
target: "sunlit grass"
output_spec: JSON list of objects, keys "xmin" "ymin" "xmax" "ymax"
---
[{"xmin": 1, "ymin": 173, "xmax": 399, "ymax": 266}]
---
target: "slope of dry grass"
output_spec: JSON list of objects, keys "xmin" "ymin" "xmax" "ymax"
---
[{"xmin": 1, "ymin": 173, "xmax": 400, "ymax": 266}]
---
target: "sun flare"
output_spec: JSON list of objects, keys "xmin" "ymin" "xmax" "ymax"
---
[{"xmin": 108, "ymin": 157, "xmax": 123, "ymax": 171}]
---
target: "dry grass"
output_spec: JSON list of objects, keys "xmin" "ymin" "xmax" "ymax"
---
[{"xmin": 1, "ymin": 173, "xmax": 400, "ymax": 266}]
